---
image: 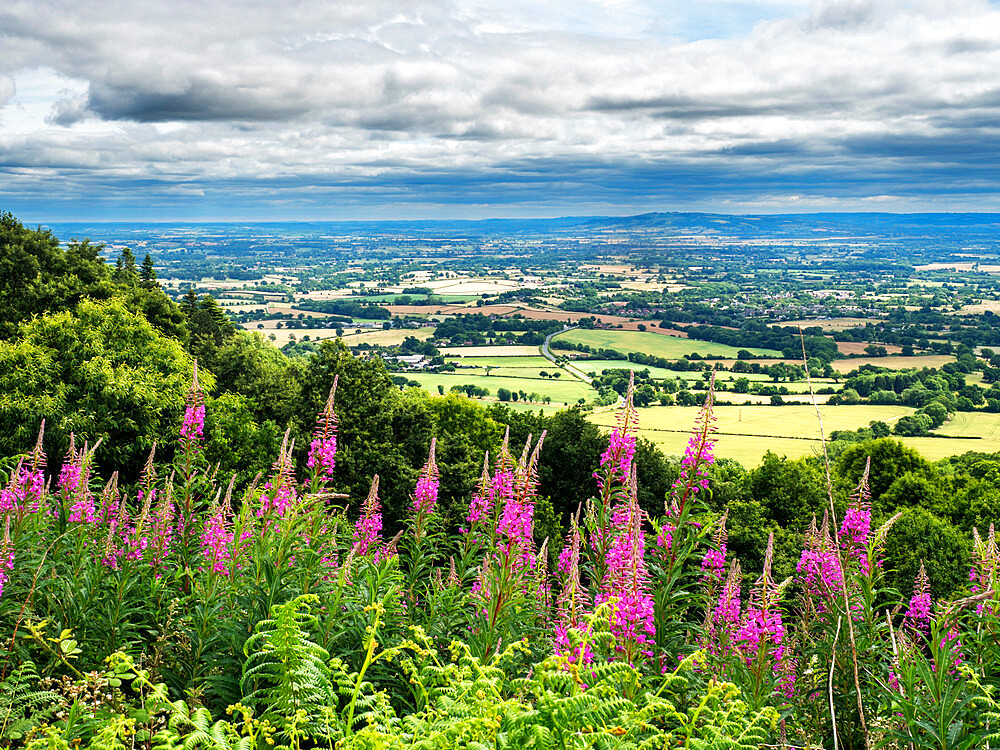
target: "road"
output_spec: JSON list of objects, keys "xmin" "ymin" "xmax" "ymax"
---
[{"xmin": 540, "ymin": 327, "xmax": 594, "ymax": 386}]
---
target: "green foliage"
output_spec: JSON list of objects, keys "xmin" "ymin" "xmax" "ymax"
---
[
  {"xmin": 837, "ymin": 438, "xmax": 935, "ymax": 513},
  {"xmin": 883, "ymin": 507, "xmax": 970, "ymax": 598},
  {"xmin": 0, "ymin": 212, "xmax": 115, "ymax": 340},
  {"xmin": 0, "ymin": 660, "xmax": 59, "ymax": 743},
  {"xmin": 0, "ymin": 298, "xmax": 203, "ymax": 476},
  {"xmin": 241, "ymin": 595, "xmax": 336, "ymax": 739}
]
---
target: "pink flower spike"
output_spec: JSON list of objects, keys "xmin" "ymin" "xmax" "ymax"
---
[
  {"xmin": 905, "ymin": 562, "xmax": 933, "ymax": 634},
  {"xmin": 412, "ymin": 438, "xmax": 440, "ymax": 515},
  {"xmin": 179, "ymin": 361, "xmax": 206, "ymax": 448},
  {"xmin": 307, "ymin": 376, "xmax": 339, "ymax": 482},
  {"xmin": 353, "ymin": 475, "xmax": 384, "ymax": 558}
]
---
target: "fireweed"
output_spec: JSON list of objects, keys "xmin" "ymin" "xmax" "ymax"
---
[
  {"xmin": 5, "ymin": 366, "xmax": 1000, "ymax": 748},
  {"xmin": 470, "ymin": 433, "xmax": 546, "ymax": 657},
  {"xmin": 307, "ymin": 376, "xmax": 339, "ymax": 490},
  {"xmin": 353, "ymin": 474, "xmax": 384, "ymax": 560},
  {"xmin": 587, "ymin": 373, "xmax": 639, "ymax": 585},
  {"xmin": 596, "ymin": 471, "xmax": 655, "ymax": 664},
  {"xmin": 179, "ymin": 361, "xmax": 206, "ymax": 451}
]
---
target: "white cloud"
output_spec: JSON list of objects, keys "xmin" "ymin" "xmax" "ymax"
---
[{"xmin": 0, "ymin": 0, "xmax": 999, "ymax": 216}]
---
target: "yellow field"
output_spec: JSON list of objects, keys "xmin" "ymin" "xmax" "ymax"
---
[
  {"xmin": 340, "ymin": 328, "xmax": 435, "ymax": 346},
  {"xmin": 588, "ymin": 405, "xmax": 909, "ymax": 465},
  {"xmin": 587, "ymin": 404, "xmax": 1000, "ymax": 465},
  {"xmin": 831, "ymin": 355, "xmax": 954, "ymax": 373}
]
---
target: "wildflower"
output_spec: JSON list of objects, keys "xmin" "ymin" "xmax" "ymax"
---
[
  {"xmin": 0, "ymin": 517, "xmax": 13, "ymax": 599},
  {"xmin": 734, "ymin": 533, "xmax": 795, "ymax": 699},
  {"xmin": 202, "ymin": 478, "xmax": 236, "ymax": 575},
  {"xmin": 307, "ymin": 376, "xmax": 339, "ymax": 483},
  {"xmin": 1, "ymin": 422, "xmax": 46, "ymax": 515},
  {"xmin": 904, "ymin": 562, "xmax": 932, "ymax": 634},
  {"xmin": 555, "ymin": 514, "xmax": 593, "ymax": 664},
  {"xmin": 596, "ymin": 373, "xmax": 637, "ymax": 488},
  {"xmin": 796, "ymin": 513, "xmax": 844, "ymax": 615},
  {"xmin": 60, "ymin": 436, "xmax": 101, "ymax": 523},
  {"xmin": 596, "ymin": 470, "xmax": 655, "ymax": 661},
  {"xmin": 412, "ymin": 439, "xmax": 439, "ymax": 515},
  {"xmin": 970, "ymin": 524, "xmax": 998, "ymax": 616},
  {"xmin": 714, "ymin": 560, "xmax": 743, "ymax": 633},
  {"xmin": 353, "ymin": 475, "xmax": 383, "ymax": 558},
  {"xmin": 102, "ymin": 497, "xmax": 134, "ymax": 570},
  {"xmin": 701, "ymin": 511, "xmax": 728, "ymax": 584},
  {"xmin": 179, "ymin": 362, "xmax": 206, "ymax": 448},
  {"xmin": 839, "ymin": 458, "xmax": 873, "ymax": 574},
  {"xmin": 259, "ymin": 430, "xmax": 298, "ymax": 517},
  {"xmin": 465, "ymin": 453, "xmax": 492, "ymax": 531},
  {"xmin": 669, "ymin": 378, "xmax": 717, "ymax": 513},
  {"xmin": 148, "ymin": 483, "xmax": 175, "ymax": 569},
  {"xmin": 497, "ymin": 434, "xmax": 543, "ymax": 568}
]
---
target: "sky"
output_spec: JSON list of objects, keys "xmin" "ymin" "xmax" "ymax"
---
[{"xmin": 2, "ymin": 0, "xmax": 1000, "ymax": 221}]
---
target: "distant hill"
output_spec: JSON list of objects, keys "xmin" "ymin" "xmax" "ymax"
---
[{"xmin": 47, "ymin": 211, "xmax": 1000, "ymax": 243}]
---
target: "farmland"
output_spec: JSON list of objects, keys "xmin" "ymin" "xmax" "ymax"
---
[
  {"xmin": 588, "ymin": 404, "xmax": 916, "ymax": 464},
  {"xmin": 551, "ymin": 328, "xmax": 782, "ymax": 358},
  {"xmin": 405, "ymin": 371, "xmax": 593, "ymax": 405}
]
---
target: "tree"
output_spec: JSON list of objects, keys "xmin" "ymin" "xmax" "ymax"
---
[
  {"xmin": 203, "ymin": 392, "xmax": 284, "ymax": 485},
  {"xmin": 140, "ymin": 253, "xmax": 158, "ymax": 289},
  {"xmin": 214, "ymin": 331, "xmax": 302, "ymax": 426},
  {"xmin": 295, "ymin": 339, "xmax": 427, "ymax": 524},
  {"xmin": 836, "ymin": 438, "xmax": 935, "ymax": 515},
  {"xmin": 747, "ymin": 452, "xmax": 827, "ymax": 530},
  {"xmin": 919, "ymin": 401, "xmax": 948, "ymax": 429},
  {"xmin": 893, "ymin": 414, "xmax": 933, "ymax": 437},
  {"xmin": 184, "ymin": 293, "xmax": 238, "ymax": 373},
  {"xmin": 113, "ymin": 248, "xmax": 139, "ymax": 285},
  {"xmin": 0, "ymin": 212, "xmax": 115, "ymax": 339},
  {"xmin": 0, "ymin": 298, "xmax": 202, "ymax": 478},
  {"xmin": 883, "ymin": 507, "xmax": 969, "ymax": 599}
]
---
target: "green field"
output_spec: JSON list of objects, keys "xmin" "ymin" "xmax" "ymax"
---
[
  {"xmin": 935, "ymin": 410, "xmax": 1000, "ymax": 440},
  {"xmin": 405, "ymin": 372, "xmax": 593, "ymax": 405},
  {"xmin": 578, "ymin": 360, "xmax": 838, "ymax": 393},
  {"xmin": 449, "ymin": 367, "xmax": 569, "ymax": 380},
  {"xmin": 552, "ymin": 330, "xmax": 781, "ymax": 359},
  {"xmin": 446, "ymin": 356, "xmax": 552, "ymax": 368}
]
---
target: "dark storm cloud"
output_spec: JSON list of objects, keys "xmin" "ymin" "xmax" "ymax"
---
[{"xmin": 86, "ymin": 81, "xmax": 311, "ymax": 123}]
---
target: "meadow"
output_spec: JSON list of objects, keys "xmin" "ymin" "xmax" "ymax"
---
[
  {"xmin": 551, "ymin": 328, "xmax": 781, "ymax": 358},
  {"xmin": 405, "ymin": 371, "xmax": 593, "ymax": 404},
  {"xmin": 445, "ymin": 355, "xmax": 553, "ymax": 368},
  {"xmin": 439, "ymin": 345, "xmax": 543, "ymax": 356}
]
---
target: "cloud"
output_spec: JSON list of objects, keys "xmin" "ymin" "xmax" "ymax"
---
[{"xmin": 1, "ymin": 0, "xmax": 1000, "ymax": 218}]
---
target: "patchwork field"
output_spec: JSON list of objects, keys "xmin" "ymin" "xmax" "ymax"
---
[
  {"xmin": 339, "ymin": 328, "xmax": 435, "ymax": 346},
  {"xmin": 551, "ymin": 329, "xmax": 781, "ymax": 359},
  {"xmin": 836, "ymin": 341, "xmax": 904, "ymax": 355},
  {"xmin": 783, "ymin": 317, "xmax": 882, "ymax": 330}
]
